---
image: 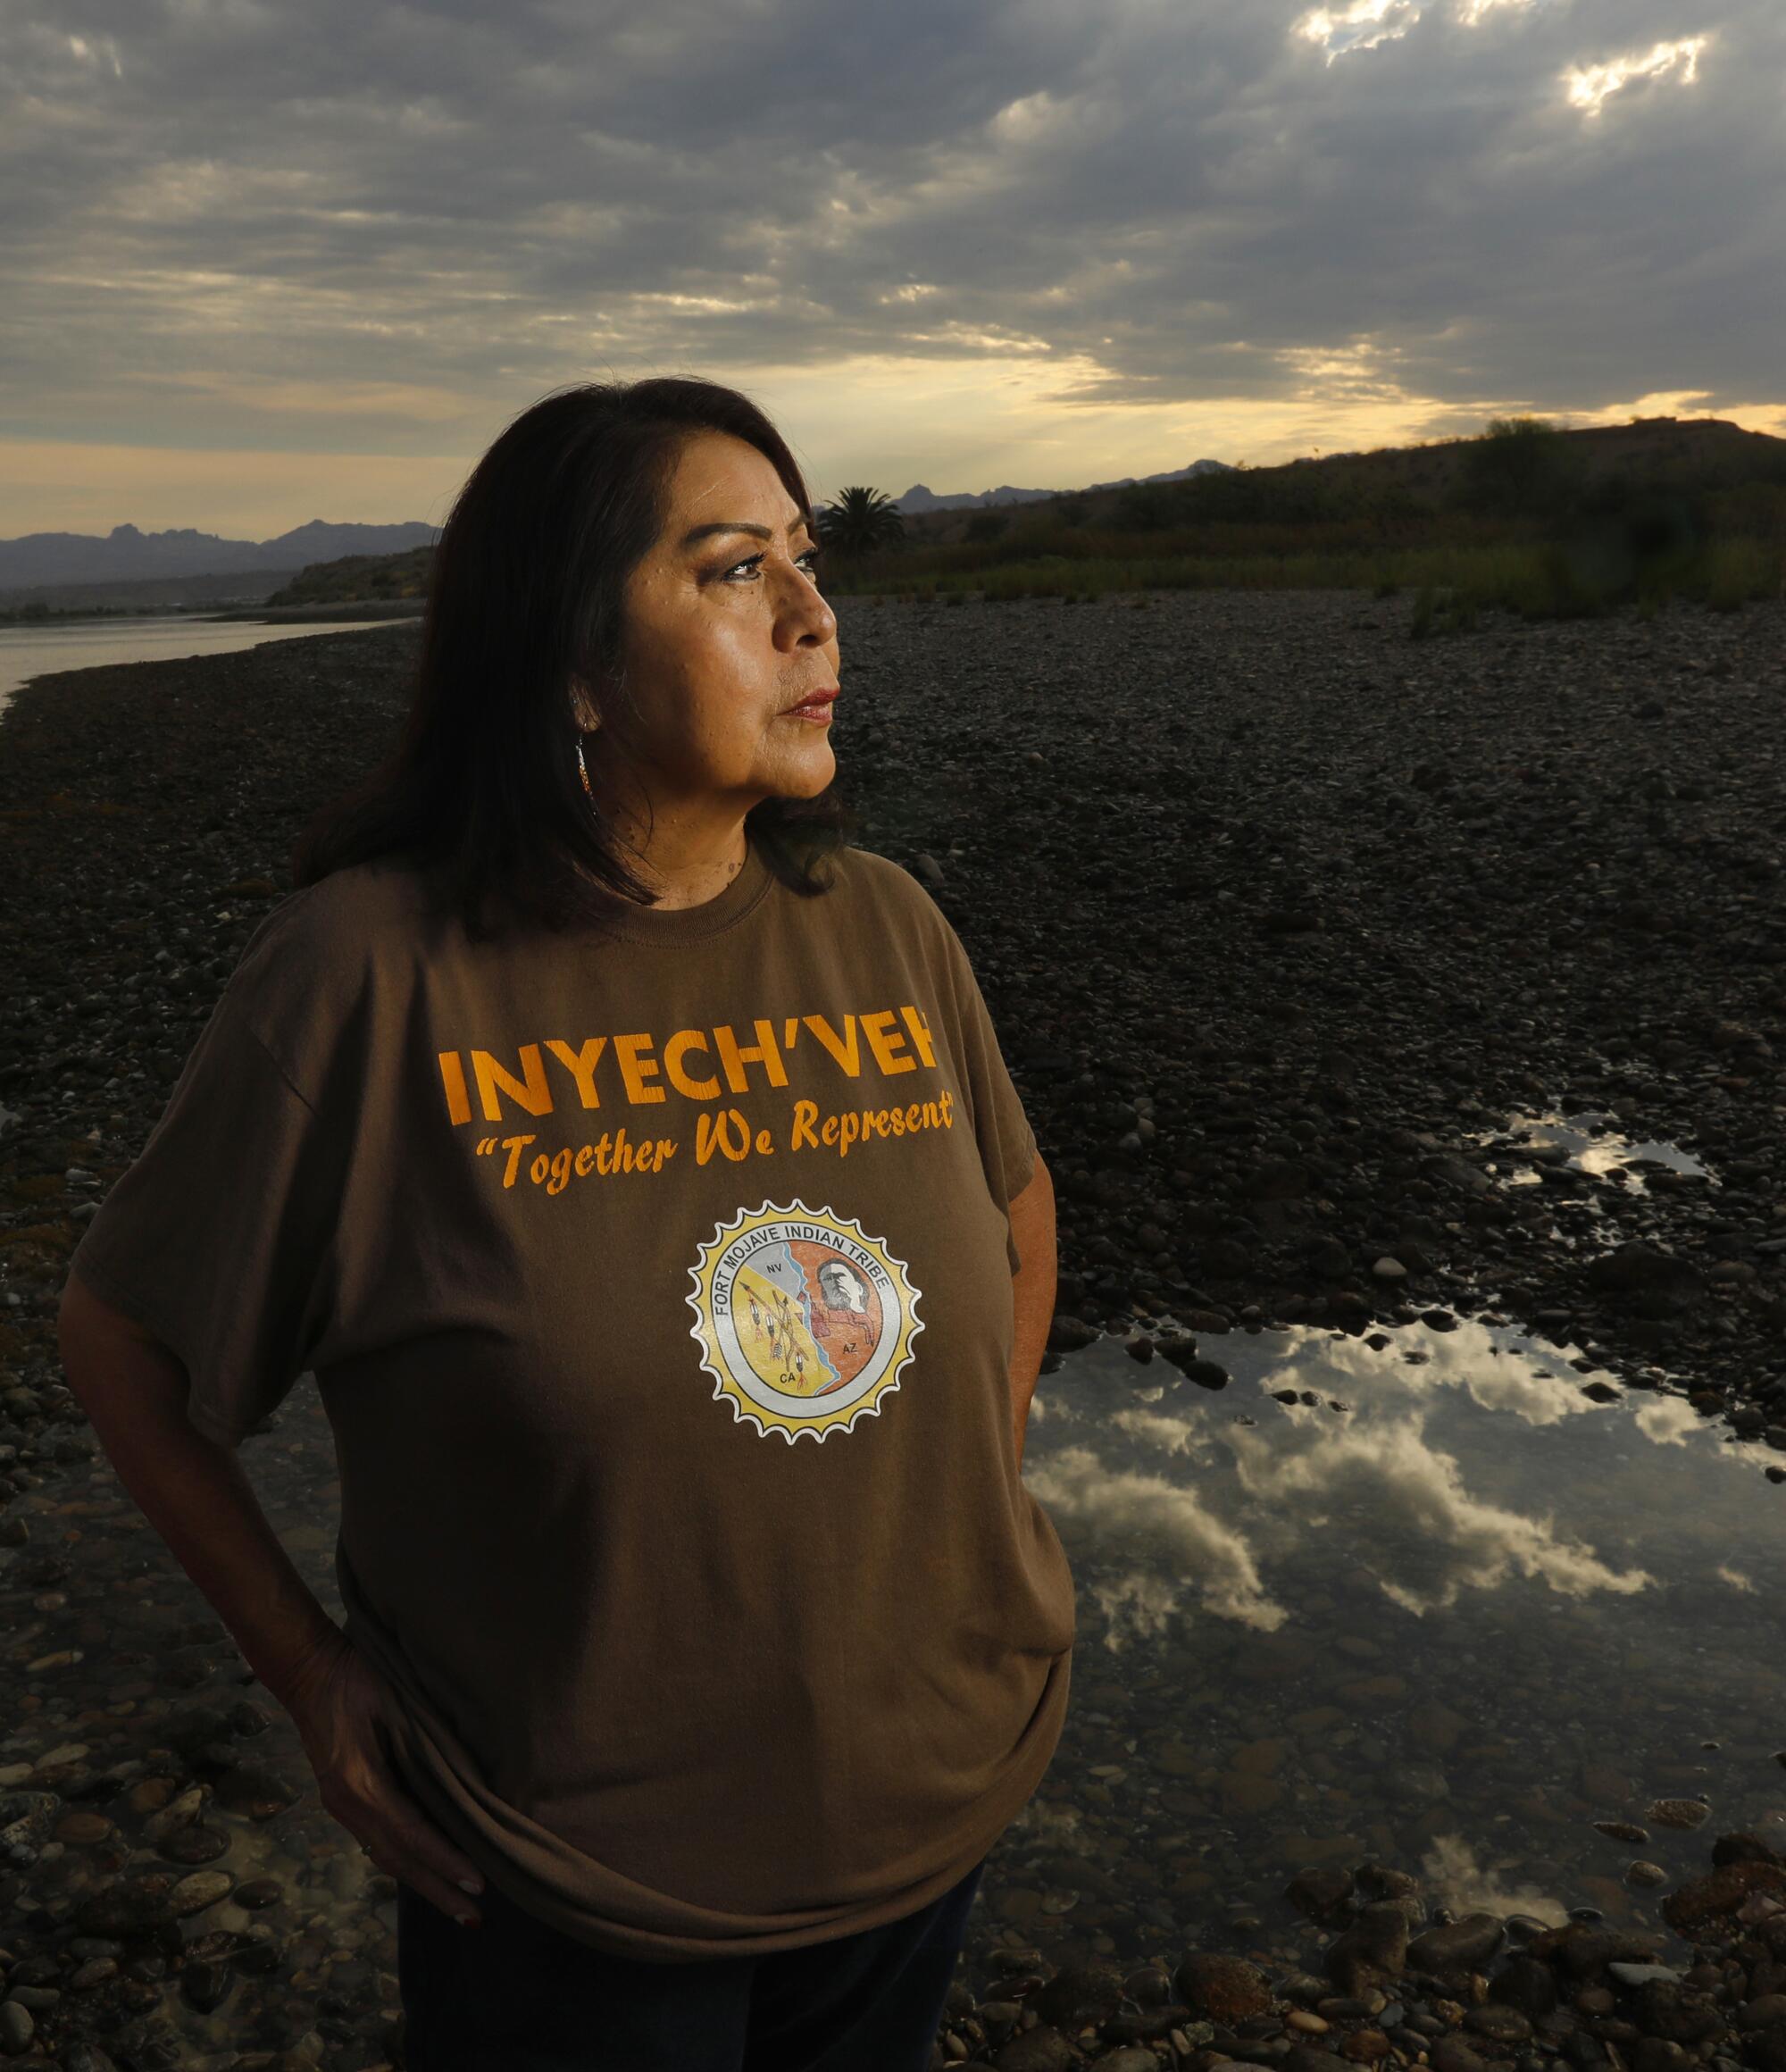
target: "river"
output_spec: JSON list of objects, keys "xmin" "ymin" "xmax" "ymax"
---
[{"xmin": 0, "ymin": 612, "xmax": 420, "ymax": 723}]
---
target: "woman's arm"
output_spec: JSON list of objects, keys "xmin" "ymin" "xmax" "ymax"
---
[
  {"xmin": 1006, "ymin": 1157, "xmax": 1057, "ymax": 1468},
  {"xmin": 56, "ymin": 1266, "xmax": 345, "ymax": 1707},
  {"xmin": 56, "ymin": 1266, "xmax": 493, "ymax": 1923}
]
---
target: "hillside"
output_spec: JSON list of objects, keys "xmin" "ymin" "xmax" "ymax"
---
[
  {"xmin": 263, "ymin": 545, "xmax": 433, "ymax": 607},
  {"xmin": 895, "ymin": 415, "xmax": 1786, "ymax": 546},
  {"xmin": 256, "ymin": 417, "xmax": 1786, "ymax": 602}
]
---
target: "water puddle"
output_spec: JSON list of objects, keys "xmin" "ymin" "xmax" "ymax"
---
[
  {"xmin": 1001, "ymin": 1309, "xmax": 1785, "ymax": 1968},
  {"xmin": 1468, "ymin": 1108, "xmax": 1718, "ymax": 1192},
  {"xmin": 6, "ymin": 1308, "xmax": 1783, "ymax": 2052}
]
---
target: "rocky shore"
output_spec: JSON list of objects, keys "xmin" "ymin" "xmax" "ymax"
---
[
  {"xmin": 10, "ymin": 589, "xmax": 1786, "ymax": 1451},
  {"xmin": 3, "ymin": 587, "xmax": 1786, "ymax": 2067},
  {"xmin": 925, "ymin": 1834, "xmax": 1786, "ymax": 2070},
  {"xmin": 838, "ymin": 589, "xmax": 1786, "ymax": 1466}
]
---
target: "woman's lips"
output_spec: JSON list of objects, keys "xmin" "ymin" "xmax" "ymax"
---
[{"xmin": 785, "ymin": 688, "xmax": 839, "ymax": 721}]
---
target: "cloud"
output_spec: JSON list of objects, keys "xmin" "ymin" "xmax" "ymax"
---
[
  {"xmin": 1022, "ymin": 1441, "xmax": 1293, "ymax": 1640},
  {"xmin": 1, "ymin": 0, "xmax": 1780, "ymax": 531},
  {"xmin": 1565, "ymin": 34, "xmax": 1711, "ymax": 115},
  {"xmin": 1226, "ymin": 1411, "xmax": 1657, "ymax": 1614},
  {"xmin": 1029, "ymin": 1307, "xmax": 1771, "ymax": 1642},
  {"xmin": 64, "ymin": 29, "xmax": 124, "ymax": 75},
  {"xmin": 1296, "ymin": 0, "xmax": 1561, "ymax": 63},
  {"xmin": 1457, "ymin": 0, "xmax": 1552, "ymax": 21},
  {"xmin": 1295, "ymin": 1, "xmax": 1426, "ymax": 63},
  {"xmin": 1024, "ymin": 1404, "xmax": 1650, "ymax": 1645}
]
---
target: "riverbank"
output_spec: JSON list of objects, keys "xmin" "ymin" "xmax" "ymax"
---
[
  {"xmin": 839, "ymin": 588, "xmax": 1786, "ymax": 1471},
  {"xmin": 936, "ymin": 1836, "xmax": 1786, "ymax": 2069},
  {"xmin": 5, "ymin": 590, "xmax": 1786, "ymax": 1440},
  {"xmin": 4, "ymin": 593, "xmax": 1786, "ymax": 2066},
  {"xmin": 204, "ymin": 599, "xmax": 424, "ymax": 623}
]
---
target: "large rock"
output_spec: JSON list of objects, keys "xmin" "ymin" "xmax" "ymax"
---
[
  {"xmin": 994, "ymin": 2028, "xmax": 1079, "ymax": 2072},
  {"xmin": 1662, "ymin": 1860, "xmax": 1786, "ymax": 1934},
  {"xmin": 1632, "ymin": 1981, "xmax": 1723, "ymax": 2045},
  {"xmin": 1173, "ymin": 1952, "xmax": 1274, "ymax": 2023},
  {"xmin": 1608, "ymin": 1964, "xmax": 1685, "ymax": 1989},
  {"xmin": 1584, "ymin": 1241, "xmax": 1703, "ymax": 1314},
  {"xmin": 1523, "ymin": 1923, "xmax": 1663, "ymax": 1979},
  {"xmin": 1429, "ymin": 2038, "xmax": 1488, "ymax": 2072},
  {"xmin": 1464, "ymin": 2003, "xmax": 1533, "ymax": 2047},
  {"xmin": 1033, "ymin": 1961, "xmax": 1125, "ymax": 2034},
  {"xmin": 1323, "ymin": 1901, "xmax": 1411, "ymax": 1996},
  {"xmin": 1489, "ymin": 1954, "xmax": 1558, "ymax": 2018},
  {"xmin": 1711, "ymin": 1831, "xmax": 1786, "ymax": 1867},
  {"xmin": 1285, "ymin": 1866, "xmax": 1356, "ymax": 1924},
  {"xmin": 1047, "ymin": 1313, "xmax": 1099, "ymax": 1353},
  {"xmin": 1407, "ymin": 1914, "xmax": 1504, "ymax": 1977},
  {"xmin": 1283, "ymin": 2048, "xmax": 1348, "ymax": 2072},
  {"xmin": 1631, "ymin": 2043, "xmax": 1691, "ymax": 2072}
]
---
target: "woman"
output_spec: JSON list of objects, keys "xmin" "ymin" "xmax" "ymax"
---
[{"xmin": 56, "ymin": 377, "xmax": 1077, "ymax": 2071}]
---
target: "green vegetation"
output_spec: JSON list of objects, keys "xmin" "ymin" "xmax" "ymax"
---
[
  {"xmin": 0, "ymin": 599, "xmax": 202, "ymax": 626},
  {"xmin": 1456, "ymin": 414, "xmax": 1578, "ymax": 516},
  {"xmin": 814, "ymin": 484, "xmax": 906, "ymax": 560},
  {"xmin": 262, "ymin": 418, "xmax": 1786, "ymax": 635},
  {"xmin": 816, "ymin": 418, "xmax": 1786, "ymax": 631},
  {"xmin": 265, "ymin": 545, "xmax": 432, "ymax": 607},
  {"xmin": 819, "ymin": 528, "xmax": 1785, "ymax": 622}
]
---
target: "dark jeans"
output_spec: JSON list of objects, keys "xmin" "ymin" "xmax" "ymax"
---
[{"xmin": 396, "ymin": 1856, "xmax": 987, "ymax": 2072}]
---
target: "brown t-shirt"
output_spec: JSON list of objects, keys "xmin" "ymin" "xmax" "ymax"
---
[{"xmin": 68, "ymin": 834, "xmax": 1076, "ymax": 1961}]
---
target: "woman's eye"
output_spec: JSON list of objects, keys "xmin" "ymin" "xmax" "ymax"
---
[{"xmin": 723, "ymin": 547, "xmax": 825, "ymax": 582}]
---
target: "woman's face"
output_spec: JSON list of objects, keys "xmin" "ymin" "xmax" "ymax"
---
[{"xmin": 585, "ymin": 428, "xmax": 841, "ymax": 833}]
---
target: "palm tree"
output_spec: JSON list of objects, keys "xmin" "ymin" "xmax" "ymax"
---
[{"xmin": 814, "ymin": 486, "xmax": 906, "ymax": 562}]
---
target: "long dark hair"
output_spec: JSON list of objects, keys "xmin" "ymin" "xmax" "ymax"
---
[{"xmin": 288, "ymin": 376, "xmax": 857, "ymax": 940}]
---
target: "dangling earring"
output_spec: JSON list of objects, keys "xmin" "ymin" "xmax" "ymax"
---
[{"xmin": 572, "ymin": 689, "xmax": 599, "ymax": 800}]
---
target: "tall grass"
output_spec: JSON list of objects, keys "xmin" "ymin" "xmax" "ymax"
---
[
  {"xmin": 839, "ymin": 537, "xmax": 1784, "ymax": 623},
  {"xmin": 824, "ymin": 467, "xmax": 1786, "ymax": 627}
]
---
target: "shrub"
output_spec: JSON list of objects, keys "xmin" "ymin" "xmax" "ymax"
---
[{"xmin": 1456, "ymin": 416, "xmax": 1584, "ymax": 521}]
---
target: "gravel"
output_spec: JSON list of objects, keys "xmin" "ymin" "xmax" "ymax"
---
[
  {"xmin": 4, "ymin": 585, "xmax": 1786, "ymax": 2065},
  {"xmin": 5, "ymin": 587, "xmax": 1786, "ymax": 1466}
]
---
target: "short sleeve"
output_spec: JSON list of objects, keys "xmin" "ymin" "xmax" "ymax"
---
[
  {"xmin": 929, "ymin": 910, "xmax": 1040, "ymax": 1274},
  {"xmin": 66, "ymin": 992, "xmax": 343, "ymax": 1447}
]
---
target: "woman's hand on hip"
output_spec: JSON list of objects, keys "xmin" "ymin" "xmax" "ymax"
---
[{"xmin": 284, "ymin": 1630, "xmax": 487, "ymax": 1927}]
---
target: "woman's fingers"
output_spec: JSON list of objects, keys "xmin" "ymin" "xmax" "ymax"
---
[
  {"xmin": 321, "ymin": 1759, "xmax": 485, "ymax": 1927},
  {"xmin": 287, "ymin": 1634, "xmax": 487, "ymax": 1927},
  {"xmin": 359, "ymin": 1767, "xmax": 487, "ymax": 1926}
]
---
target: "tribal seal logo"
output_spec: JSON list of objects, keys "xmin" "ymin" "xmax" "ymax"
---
[{"xmin": 687, "ymin": 1199, "xmax": 923, "ymax": 1442}]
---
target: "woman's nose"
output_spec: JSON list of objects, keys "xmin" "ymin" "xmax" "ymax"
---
[{"xmin": 778, "ymin": 566, "xmax": 836, "ymax": 646}]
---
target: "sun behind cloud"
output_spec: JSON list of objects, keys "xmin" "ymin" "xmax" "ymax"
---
[{"xmin": 1565, "ymin": 35, "xmax": 1711, "ymax": 117}]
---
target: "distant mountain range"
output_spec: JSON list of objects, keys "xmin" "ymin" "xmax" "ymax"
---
[
  {"xmin": 894, "ymin": 459, "xmax": 1234, "ymax": 513},
  {"xmin": 0, "ymin": 520, "xmax": 438, "ymax": 591},
  {"xmin": 1, "ymin": 464, "xmax": 1229, "ymax": 581}
]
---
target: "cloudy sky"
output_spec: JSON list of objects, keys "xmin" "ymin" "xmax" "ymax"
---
[{"xmin": 4, "ymin": 0, "xmax": 1782, "ymax": 539}]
